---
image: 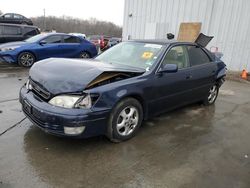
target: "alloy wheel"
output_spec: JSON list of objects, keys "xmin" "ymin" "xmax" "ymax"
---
[
  {"xmin": 116, "ymin": 106, "xmax": 139, "ymax": 136},
  {"xmin": 20, "ymin": 53, "xmax": 35, "ymax": 67},
  {"xmin": 80, "ymin": 52, "xmax": 90, "ymax": 58},
  {"xmin": 208, "ymin": 85, "xmax": 218, "ymax": 104}
]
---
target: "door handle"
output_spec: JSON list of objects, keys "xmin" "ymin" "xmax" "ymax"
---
[{"xmin": 186, "ymin": 75, "xmax": 192, "ymax": 79}]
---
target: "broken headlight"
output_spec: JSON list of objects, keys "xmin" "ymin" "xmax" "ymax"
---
[
  {"xmin": 74, "ymin": 94, "xmax": 92, "ymax": 109},
  {"xmin": 49, "ymin": 93, "xmax": 97, "ymax": 109},
  {"xmin": 26, "ymin": 79, "xmax": 32, "ymax": 90}
]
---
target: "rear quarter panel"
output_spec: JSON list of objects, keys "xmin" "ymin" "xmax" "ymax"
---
[{"xmin": 80, "ymin": 40, "xmax": 98, "ymax": 57}]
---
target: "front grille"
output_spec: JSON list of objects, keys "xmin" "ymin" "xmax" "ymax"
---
[{"xmin": 30, "ymin": 79, "xmax": 51, "ymax": 100}]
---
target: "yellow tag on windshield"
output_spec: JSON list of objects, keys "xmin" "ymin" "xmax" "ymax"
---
[{"xmin": 141, "ymin": 52, "xmax": 153, "ymax": 59}]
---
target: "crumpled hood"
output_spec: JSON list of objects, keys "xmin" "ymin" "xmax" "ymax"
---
[
  {"xmin": 0, "ymin": 41, "xmax": 27, "ymax": 48},
  {"xmin": 29, "ymin": 58, "xmax": 145, "ymax": 95}
]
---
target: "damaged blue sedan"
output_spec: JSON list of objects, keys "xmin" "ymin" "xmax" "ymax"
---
[{"xmin": 19, "ymin": 38, "xmax": 226, "ymax": 142}]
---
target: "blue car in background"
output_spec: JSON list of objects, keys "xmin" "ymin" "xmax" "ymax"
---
[{"xmin": 0, "ymin": 33, "xmax": 98, "ymax": 67}]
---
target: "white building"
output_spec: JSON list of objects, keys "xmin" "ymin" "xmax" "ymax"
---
[{"xmin": 122, "ymin": 0, "xmax": 250, "ymax": 71}]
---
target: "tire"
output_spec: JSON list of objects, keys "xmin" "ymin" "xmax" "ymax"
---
[
  {"xmin": 203, "ymin": 84, "xmax": 219, "ymax": 105},
  {"xmin": 79, "ymin": 51, "xmax": 90, "ymax": 58},
  {"xmin": 107, "ymin": 98, "xmax": 143, "ymax": 142},
  {"xmin": 18, "ymin": 52, "xmax": 36, "ymax": 67}
]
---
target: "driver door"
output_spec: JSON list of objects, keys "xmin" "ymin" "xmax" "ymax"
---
[
  {"xmin": 35, "ymin": 35, "xmax": 63, "ymax": 59},
  {"xmin": 148, "ymin": 45, "xmax": 194, "ymax": 115}
]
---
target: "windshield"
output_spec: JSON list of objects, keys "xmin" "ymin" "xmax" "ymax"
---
[
  {"xmin": 24, "ymin": 33, "xmax": 48, "ymax": 43},
  {"xmin": 96, "ymin": 42, "xmax": 164, "ymax": 70}
]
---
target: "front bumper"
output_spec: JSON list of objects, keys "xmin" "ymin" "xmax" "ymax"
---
[
  {"xmin": 0, "ymin": 51, "xmax": 17, "ymax": 63},
  {"xmin": 19, "ymin": 86, "xmax": 110, "ymax": 138}
]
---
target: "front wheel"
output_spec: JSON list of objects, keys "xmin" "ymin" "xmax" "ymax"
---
[
  {"xmin": 18, "ymin": 52, "xmax": 35, "ymax": 67},
  {"xmin": 203, "ymin": 84, "xmax": 219, "ymax": 105},
  {"xmin": 107, "ymin": 98, "xmax": 143, "ymax": 142}
]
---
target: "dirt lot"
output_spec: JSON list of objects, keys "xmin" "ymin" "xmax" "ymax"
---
[{"xmin": 0, "ymin": 62, "xmax": 250, "ymax": 188}]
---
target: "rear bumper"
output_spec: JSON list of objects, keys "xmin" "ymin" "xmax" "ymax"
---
[{"xmin": 19, "ymin": 86, "xmax": 110, "ymax": 138}]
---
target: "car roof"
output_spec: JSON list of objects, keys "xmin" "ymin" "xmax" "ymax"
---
[
  {"xmin": 42, "ymin": 33, "xmax": 83, "ymax": 39},
  {"xmin": 0, "ymin": 23, "xmax": 37, "ymax": 28},
  {"xmin": 130, "ymin": 39, "xmax": 196, "ymax": 46},
  {"xmin": 2, "ymin": 13, "xmax": 26, "ymax": 17}
]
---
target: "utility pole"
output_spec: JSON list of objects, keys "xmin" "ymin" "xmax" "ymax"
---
[{"xmin": 43, "ymin": 8, "xmax": 46, "ymax": 31}]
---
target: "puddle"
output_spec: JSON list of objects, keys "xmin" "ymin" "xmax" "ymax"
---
[
  {"xmin": 219, "ymin": 89, "xmax": 235, "ymax": 96},
  {"xmin": 185, "ymin": 108, "xmax": 204, "ymax": 116}
]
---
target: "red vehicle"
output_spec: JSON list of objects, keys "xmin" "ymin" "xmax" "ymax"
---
[{"xmin": 87, "ymin": 35, "xmax": 111, "ymax": 51}]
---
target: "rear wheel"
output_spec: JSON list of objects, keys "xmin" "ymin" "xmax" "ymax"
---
[
  {"xmin": 79, "ymin": 51, "xmax": 90, "ymax": 58},
  {"xmin": 107, "ymin": 98, "xmax": 143, "ymax": 142},
  {"xmin": 203, "ymin": 84, "xmax": 219, "ymax": 105},
  {"xmin": 18, "ymin": 52, "xmax": 35, "ymax": 67}
]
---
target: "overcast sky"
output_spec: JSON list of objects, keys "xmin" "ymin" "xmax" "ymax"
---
[{"xmin": 0, "ymin": 0, "xmax": 125, "ymax": 26}]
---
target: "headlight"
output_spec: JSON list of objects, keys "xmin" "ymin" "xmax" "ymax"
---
[
  {"xmin": 26, "ymin": 79, "xmax": 32, "ymax": 90},
  {"xmin": 49, "ymin": 94, "xmax": 94, "ymax": 109},
  {"xmin": 49, "ymin": 95, "xmax": 81, "ymax": 108},
  {"xmin": 74, "ymin": 94, "xmax": 92, "ymax": 109},
  {"xmin": 1, "ymin": 46, "xmax": 20, "ymax": 52}
]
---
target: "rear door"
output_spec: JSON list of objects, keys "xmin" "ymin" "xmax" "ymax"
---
[
  {"xmin": 186, "ymin": 45, "xmax": 217, "ymax": 100},
  {"xmin": 60, "ymin": 35, "xmax": 82, "ymax": 57},
  {"xmin": 13, "ymin": 14, "xmax": 24, "ymax": 24},
  {"xmin": 23, "ymin": 27, "xmax": 39, "ymax": 39}
]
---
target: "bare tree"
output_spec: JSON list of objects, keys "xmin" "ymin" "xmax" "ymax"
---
[{"xmin": 31, "ymin": 16, "xmax": 122, "ymax": 37}]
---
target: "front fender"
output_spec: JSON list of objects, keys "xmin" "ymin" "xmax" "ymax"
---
[{"xmin": 89, "ymin": 77, "xmax": 147, "ymax": 110}]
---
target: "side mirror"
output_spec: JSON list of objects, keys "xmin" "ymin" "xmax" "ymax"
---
[
  {"xmin": 158, "ymin": 64, "xmax": 178, "ymax": 73},
  {"xmin": 39, "ymin": 40, "xmax": 47, "ymax": 45},
  {"xmin": 167, "ymin": 33, "xmax": 175, "ymax": 40}
]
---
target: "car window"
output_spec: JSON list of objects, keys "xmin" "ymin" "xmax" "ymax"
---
[
  {"xmin": 43, "ymin": 35, "xmax": 62, "ymax": 44},
  {"xmin": 187, "ymin": 45, "xmax": 211, "ymax": 66},
  {"xmin": 3, "ymin": 26, "xmax": 22, "ymax": 35},
  {"xmin": 4, "ymin": 14, "xmax": 12, "ymax": 18},
  {"xmin": 162, "ymin": 46, "xmax": 189, "ymax": 69},
  {"xmin": 63, "ymin": 35, "xmax": 80, "ymax": 43},
  {"xmin": 24, "ymin": 27, "xmax": 37, "ymax": 36},
  {"xmin": 14, "ymin": 14, "xmax": 23, "ymax": 19}
]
